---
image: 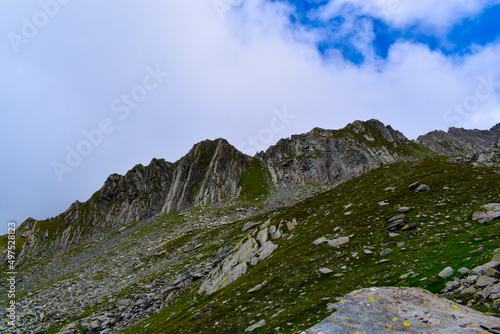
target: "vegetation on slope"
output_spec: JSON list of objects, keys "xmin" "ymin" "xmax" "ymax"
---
[{"xmin": 118, "ymin": 158, "xmax": 500, "ymax": 334}]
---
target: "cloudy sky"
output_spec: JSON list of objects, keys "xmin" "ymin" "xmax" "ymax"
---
[{"xmin": 1, "ymin": 0, "xmax": 500, "ymax": 233}]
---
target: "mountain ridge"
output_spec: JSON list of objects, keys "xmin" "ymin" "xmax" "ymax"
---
[{"xmin": 3, "ymin": 119, "xmax": 500, "ymax": 268}]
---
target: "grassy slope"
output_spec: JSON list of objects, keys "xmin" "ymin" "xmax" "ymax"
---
[{"xmin": 119, "ymin": 159, "xmax": 500, "ymax": 334}]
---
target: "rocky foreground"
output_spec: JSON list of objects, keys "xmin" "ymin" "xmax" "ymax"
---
[{"xmin": 303, "ymin": 286, "xmax": 500, "ymax": 334}]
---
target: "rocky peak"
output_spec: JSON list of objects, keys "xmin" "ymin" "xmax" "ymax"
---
[
  {"xmin": 416, "ymin": 123, "xmax": 500, "ymax": 156},
  {"xmin": 491, "ymin": 122, "xmax": 500, "ymax": 134},
  {"xmin": 258, "ymin": 119, "xmax": 423, "ymax": 187},
  {"xmin": 160, "ymin": 138, "xmax": 249, "ymax": 214}
]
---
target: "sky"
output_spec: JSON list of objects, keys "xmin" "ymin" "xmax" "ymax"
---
[{"xmin": 1, "ymin": 0, "xmax": 500, "ymax": 234}]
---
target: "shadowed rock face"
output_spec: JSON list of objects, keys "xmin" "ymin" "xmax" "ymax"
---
[
  {"xmin": 8, "ymin": 139, "xmax": 251, "ymax": 266},
  {"xmin": 257, "ymin": 119, "xmax": 422, "ymax": 187},
  {"xmin": 160, "ymin": 138, "xmax": 248, "ymax": 214},
  {"xmin": 416, "ymin": 123, "xmax": 500, "ymax": 156},
  {"xmin": 303, "ymin": 286, "xmax": 500, "ymax": 334}
]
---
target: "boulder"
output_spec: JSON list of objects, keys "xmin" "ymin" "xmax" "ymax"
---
[
  {"xmin": 408, "ymin": 182, "xmax": 421, "ymax": 190},
  {"xmin": 472, "ymin": 211, "xmax": 500, "ymax": 224},
  {"xmin": 258, "ymin": 241, "xmax": 278, "ymax": 261},
  {"xmin": 415, "ymin": 184, "xmax": 431, "ymax": 193},
  {"xmin": 438, "ymin": 267, "xmax": 454, "ymax": 279},
  {"xmin": 379, "ymin": 249, "xmax": 393, "ymax": 257},
  {"xmin": 245, "ymin": 320, "xmax": 266, "ymax": 332},
  {"xmin": 386, "ymin": 214, "xmax": 406, "ymax": 231},
  {"xmin": 302, "ymin": 287, "xmax": 500, "ymax": 334},
  {"xmin": 476, "ymin": 276, "xmax": 498, "ymax": 288},
  {"xmin": 319, "ymin": 268, "xmax": 333, "ymax": 275},
  {"xmin": 312, "ymin": 237, "xmax": 328, "ymax": 246},
  {"xmin": 328, "ymin": 237, "xmax": 350, "ymax": 248}
]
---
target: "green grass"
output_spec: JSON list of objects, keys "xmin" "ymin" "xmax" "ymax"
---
[
  {"xmin": 238, "ymin": 158, "xmax": 270, "ymax": 202},
  {"xmin": 118, "ymin": 159, "xmax": 500, "ymax": 334}
]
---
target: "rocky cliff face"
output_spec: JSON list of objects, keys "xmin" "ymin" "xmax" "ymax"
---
[
  {"xmin": 160, "ymin": 138, "xmax": 248, "ymax": 214},
  {"xmin": 416, "ymin": 122, "xmax": 500, "ymax": 156},
  {"xmin": 258, "ymin": 119, "xmax": 426, "ymax": 187},
  {"xmin": 6, "ymin": 139, "xmax": 251, "ymax": 267}
]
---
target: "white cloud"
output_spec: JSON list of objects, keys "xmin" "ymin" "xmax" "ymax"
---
[{"xmin": 318, "ymin": 0, "xmax": 500, "ymax": 30}]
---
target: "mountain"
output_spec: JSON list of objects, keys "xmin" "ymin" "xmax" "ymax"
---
[
  {"xmin": 1, "ymin": 119, "xmax": 500, "ymax": 334},
  {"xmin": 415, "ymin": 122, "xmax": 500, "ymax": 156},
  {"xmin": 2, "ymin": 119, "xmax": 430, "ymax": 268}
]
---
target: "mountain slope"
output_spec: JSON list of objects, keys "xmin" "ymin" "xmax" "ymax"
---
[{"xmin": 117, "ymin": 159, "xmax": 500, "ymax": 334}]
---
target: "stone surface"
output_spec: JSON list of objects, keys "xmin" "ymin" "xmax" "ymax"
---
[
  {"xmin": 415, "ymin": 184, "xmax": 431, "ymax": 193},
  {"xmin": 303, "ymin": 287, "xmax": 500, "ymax": 334},
  {"xmin": 476, "ymin": 276, "xmax": 498, "ymax": 288},
  {"xmin": 379, "ymin": 249, "xmax": 393, "ymax": 257},
  {"xmin": 458, "ymin": 267, "xmax": 470, "ymax": 275},
  {"xmin": 312, "ymin": 237, "xmax": 328, "ymax": 246},
  {"xmin": 245, "ymin": 319, "xmax": 266, "ymax": 332},
  {"xmin": 319, "ymin": 268, "xmax": 333, "ymax": 275},
  {"xmin": 438, "ymin": 267, "xmax": 454, "ymax": 279},
  {"xmin": 328, "ymin": 237, "xmax": 350, "ymax": 248}
]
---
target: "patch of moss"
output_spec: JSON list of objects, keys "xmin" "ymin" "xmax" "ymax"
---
[{"xmin": 237, "ymin": 158, "xmax": 270, "ymax": 202}]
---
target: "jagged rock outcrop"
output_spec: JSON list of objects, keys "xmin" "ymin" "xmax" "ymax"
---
[
  {"xmin": 198, "ymin": 220, "xmax": 282, "ymax": 295},
  {"xmin": 449, "ymin": 140, "xmax": 500, "ymax": 166},
  {"xmin": 5, "ymin": 139, "xmax": 251, "ymax": 267},
  {"xmin": 257, "ymin": 119, "xmax": 426, "ymax": 187},
  {"xmin": 416, "ymin": 122, "xmax": 500, "ymax": 156},
  {"xmin": 303, "ymin": 286, "xmax": 500, "ymax": 334},
  {"xmin": 160, "ymin": 138, "xmax": 248, "ymax": 213},
  {"xmin": 439, "ymin": 249, "xmax": 500, "ymax": 309}
]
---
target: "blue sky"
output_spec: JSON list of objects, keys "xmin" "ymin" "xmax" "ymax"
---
[{"xmin": 1, "ymin": 0, "xmax": 500, "ymax": 234}]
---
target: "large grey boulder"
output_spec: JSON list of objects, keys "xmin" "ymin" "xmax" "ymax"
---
[
  {"xmin": 302, "ymin": 287, "xmax": 500, "ymax": 334},
  {"xmin": 472, "ymin": 203, "xmax": 500, "ymax": 224}
]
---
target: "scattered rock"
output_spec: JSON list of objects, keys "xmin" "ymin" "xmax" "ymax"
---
[
  {"xmin": 242, "ymin": 221, "xmax": 260, "ymax": 232},
  {"xmin": 415, "ymin": 184, "xmax": 431, "ymax": 193},
  {"xmin": 313, "ymin": 237, "xmax": 328, "ymax": 246},
  {"xmin": 248, "ymin": 281, "xmax": 267, "ymax": 293},
  {"xmin": 398, "ymin": 206, "xmax": 411, "ymax": 213},
  {"xmin": 472, "ymin": 203, "xmax": 500, "ymax": 224},
  {"xmin": 286, "ymin": 219, "xmax": 298, "ymax": 231},
  {"xmin": 245, "ymin": 319, "xmax": 266, "ymax": 332},
  {"xmin": 379, "ymin": 249, "xmax": 393, "ymax": 257},
  {"xmin": 194, "ymin": 308, "xmax": 213, "ymax": 318},
  {"xmin": 328, "ymin": 237, "xmax": 350, "ymax": 248},
  {"xmin": 386, "ymin": 214, "xmax": 406, "ymax": 231},
  {"xmin": 438, "ymin": 267, "xmax": 454, "ymax": 279},
  {"xmin": 319, "ymin": 268, "xmax": 333, "ymax": 275},
  {"xmin": 408, "ymin": 182, "xmax": 421, "ymax": 190},
  {"xmin": 458, "ymin": 267, "xmax": 470, "ymax": 275}
]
